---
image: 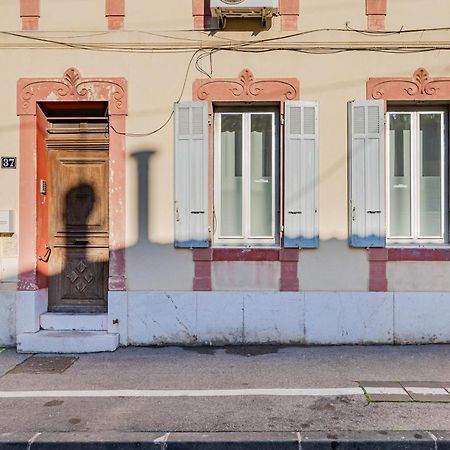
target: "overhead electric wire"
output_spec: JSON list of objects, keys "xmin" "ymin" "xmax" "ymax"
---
[
  {"xmin": 3, "ymin": 25, "xmax": 450, "ymax": 136},
  {"xmin": 109, "ymin": 49, "xmax": 202, "ymax": 137},
  {"xmin": 2, "ymin": 26, "xmax": 450, "ymax": 54}
]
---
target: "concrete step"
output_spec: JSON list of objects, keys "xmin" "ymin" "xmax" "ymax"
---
[
  {"xmin": 17, "ymin": 330, "xmax": 119, "ymax": 353},
  {"xmin": 40, "ymin": 313, "xmax": 108, "ymax": 331}
]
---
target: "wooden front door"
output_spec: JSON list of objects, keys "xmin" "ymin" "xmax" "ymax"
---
[{"xmin": 46, "ymin": 115, "xmax": 109, "ymax": 312}]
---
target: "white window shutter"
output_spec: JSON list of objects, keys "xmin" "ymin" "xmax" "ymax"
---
[
  {"xmin": 174, "ymin": 101, "xmax": 209, "ymax": 247},
  {"xmin": 348, "ymin": 100, "xmax": 385, "ymax": 247},
  {"xmin": 284, "ymin": 101, "xmax": 319, "ymax": 248}
]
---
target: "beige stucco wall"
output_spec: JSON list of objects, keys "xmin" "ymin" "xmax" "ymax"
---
[
  {"xmin": 0, "ymin": 1, "xmax": 449, "ymax": 291},
  {"xmin": 387, "ymin": 0, "xmax": 450, "ymax": 29},
  {"xmin": 212, "ymin": 262, "xmax": 280, "ymax": 291},
  {"xmin": 0, "ymin": 49, "xmax": 21, "ymax": 284},
  {"xmin": 387, "ymin": 262, "xmax": 450, "ymax": 292},
  {"xmin": 40, "ymin": 0, "xmax": 105, "ymax": 31},
  {"xmin": 0, "ymin": 1, "xmax": 20, "ymax": 31},
  {"xmin": 299, "ymin": 240, "xmax": 369, "ymax": 291}
]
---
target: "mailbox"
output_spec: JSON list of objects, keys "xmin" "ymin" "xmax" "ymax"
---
[{"xmin": 0, "ymin": 210, "xmax": 14, "ymax": 234}]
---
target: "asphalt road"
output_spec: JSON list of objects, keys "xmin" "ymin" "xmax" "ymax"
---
[{"xmin": 1, "ymin": 345, "xmax": 450, "ymax": 434}]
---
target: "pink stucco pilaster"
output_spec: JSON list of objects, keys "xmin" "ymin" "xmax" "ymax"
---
[
  {"xmin": 279, "ymin": 0, "xmax": 299, "ymax": 31},
  {"xmin": 106, "ymin": 0, "xmax": 125, "ymax": 30},
  {"xmin": 18, "ymin": 114, "xmax": 39, "ymax": 290},
  {"xmin": 279, "ymin": 249, "xmax": 299, "ymax": 291},
  {"xmin": 108, "ymin": 114, "xmax": 127, "ymax": 290},
  {"xmin": 192, "ymin": 0, "xmax": 217, "ymax": 30},
  {"xmin": 193, "ymin": 248, "xmax": 213, "ymax": 291},
  {"xmin": 20, "ymin": 0, "xmax": 39, "ymax": 31},
  {"xmin": 366, "ymin": 0, "xmax": 387, "ymax": 30},
  {"xmin": 368, "ymin": 248, "xmax": 388, "ymax": 292}
]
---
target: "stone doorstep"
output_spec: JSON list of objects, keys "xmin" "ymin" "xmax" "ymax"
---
[
  {"xmin": 0, "ymin": 431, "xmax": 449, "ymax": 449},
  {"xmin": 16, "ymin": 330, "xmax": 119, "ymax": 354},
  {"xmin": 40, "ymin": 312, "xmax": 108, "ymax": 331}
]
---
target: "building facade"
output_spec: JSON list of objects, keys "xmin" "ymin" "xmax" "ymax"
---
[{"xmin": 0, "ymin": 0, "xmax": 450, "ymax": 351}]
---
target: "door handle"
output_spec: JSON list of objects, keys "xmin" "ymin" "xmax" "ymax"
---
[{"xmin": 38, "ymin": 245, "xmax": 51, "ymax": 262}]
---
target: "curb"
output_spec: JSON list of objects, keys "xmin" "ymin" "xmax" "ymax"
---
[{"xmin": 1, "ymin": 431, "xmax": 450, "ymax": 449}]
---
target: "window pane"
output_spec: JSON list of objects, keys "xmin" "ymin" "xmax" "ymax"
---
[
  {"xmin": 420, "ymin": 113, "xmax": 442, "ymax": 237},
  {"xmin": 389, "ymin": 114, "xmax": 411, "ymax": 237},
  {"xmin": 250, "ymin": 114, "xmax": 273, "ymax": 237},
  {"xmin": 220, "ymin": 114, "xmax": 242, "ymax": 236}
]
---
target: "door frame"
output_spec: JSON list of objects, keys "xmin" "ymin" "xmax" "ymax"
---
[{"xmin": 17, "ymin": 67, "xmax": 128, "ymax": 299}]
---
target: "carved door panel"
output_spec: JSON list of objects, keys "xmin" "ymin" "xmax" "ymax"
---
[{"xmin": 48, "ymin": 149, "xmax": 109, "ymax": 312}]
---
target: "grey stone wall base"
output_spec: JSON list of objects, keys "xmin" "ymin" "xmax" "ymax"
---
[{"xmin": 1, "ymin": 431, "xmax": 450, "ymax": 449}]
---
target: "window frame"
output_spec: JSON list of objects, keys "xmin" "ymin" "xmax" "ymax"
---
[
  {"xmin": 386, "ymin": 105, "xmax": 449, "ymax": 246},
  {"xmin": 213, "ymin": 105, "xmax": 280, "ymax": 247}
]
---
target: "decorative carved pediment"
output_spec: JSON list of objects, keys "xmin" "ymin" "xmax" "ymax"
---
[
  {"xmin": 193, "ymin": 69, "xmax": 299, "ymax": 102},
  {"xmin": 18, "ymin": 68, "xmax": 127, "ymax": 115},
  {"xmin": 367, "ymin": 68, "xmax": 450, "ymax": 101}
]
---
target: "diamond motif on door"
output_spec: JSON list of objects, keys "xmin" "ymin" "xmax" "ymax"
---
[
  {"xmin": 75, "ymin": 280, "xmax": 87, "ymax": 292},
  {"xmin": 66, "ymin": 260, "xmax": 95, "ymax": 292},
  {"xmin": 76, "ymin": 261, "xmax": 87, "ymax": 273},
  {"xmin": 67, "ymin": 271, "xmax": 79, "ymax": 283},
  {"xmin": 84, "ymin": 271, "xmax": 94, "ymax": 283}
]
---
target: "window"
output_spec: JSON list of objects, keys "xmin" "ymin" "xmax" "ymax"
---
[
  {"xmin": 348, "ymin": 100, "xmax": 449, "ymax": 248},
  {"xmin": 213, "ymin": 109, "xmax": 279, "ymax": 246},
  {"xmin": 174, "ymin": 100, "xmax": 319, "ymax": 249},
  {"xmin": 387, "ymin": 108, "xmax": 448, "ymax": 245}
]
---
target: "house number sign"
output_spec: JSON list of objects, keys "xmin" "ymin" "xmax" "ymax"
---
[{"xmin": 1, "ymin": 157, "xmax": 16, "ymax": 169}]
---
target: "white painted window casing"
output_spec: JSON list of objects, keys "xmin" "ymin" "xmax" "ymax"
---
[
  {"xmin": 284, "ymin": 101, "xmax": 319, "ymax": 248},
  {"xmin": 387, "ymin": 108, "xmax": 448, "ymax": 245},
  {"xmin": 348, "ymin": 100, "xmax": 385, "ymax": 247},
  {"xmin": 213, "ymin": 110, "xmax": 278, "ymax": 246},
  {"xmin": 174, "ymin": 101, "xmax": 209, "ymax": 248}
]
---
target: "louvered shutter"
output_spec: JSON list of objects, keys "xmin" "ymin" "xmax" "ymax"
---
[
  {"xmin": 174, "ymin": 101, "xmax": 209, "ymax": 247},
  {"xmin": 284, "ymin": 101, "xmax": 319, "ymax": 248},
  {"xmin": 348, "ymin": 100, "xmax": 385, "ymax": 247}
]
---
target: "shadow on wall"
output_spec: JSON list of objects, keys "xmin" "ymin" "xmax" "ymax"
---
[
  {"xmin": 13, "ymin": 148, "xmax": 194, "ymax": 314},
  {"xmin": 11, "ymin": 145, "xmax": 372, "ymax": 299},
  {"xmin": 127, "ymin": 151, "xmax": 194, "ymax": 290}
]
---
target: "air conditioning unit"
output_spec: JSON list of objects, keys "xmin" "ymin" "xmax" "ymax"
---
[{"xmin": 210, "ymin": 0, "xmax": 279, "ymax": 27}]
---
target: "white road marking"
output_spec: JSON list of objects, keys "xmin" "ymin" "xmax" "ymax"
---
[
  {"xmin": 297, "ymin": 431, "xmax": 302, "ymax": 450},
  {"xmin": 154, "ymin": 432, "xmax": 170, "ymax": 450},
  {"xmin": 427, "ymin": 431, "xmax": 438, "ymax": 450},
  {"xmin": 26, "ymin": 432, "xmax": 41, "ymax": 450},
  {"xmin": 364, "ymin": 387, "xmax": 407, "ymax": 395},
  {"xmin": 0, "ymin": 387, "xmax": 363, "ymax": 399}
]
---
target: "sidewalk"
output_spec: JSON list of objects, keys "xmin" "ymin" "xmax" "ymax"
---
[{"xmin": 1, "ymin": 344, "xmax": 450, "ymax": 448}]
